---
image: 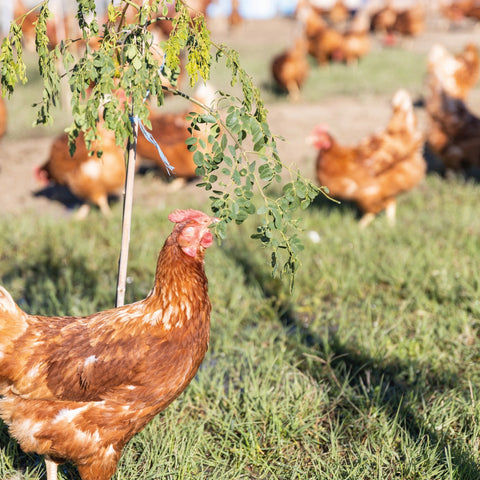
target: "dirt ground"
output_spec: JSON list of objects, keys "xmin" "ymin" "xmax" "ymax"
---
[{"xmin": 0, "ymin": 15, "xmax": 479, "ymax": 218}]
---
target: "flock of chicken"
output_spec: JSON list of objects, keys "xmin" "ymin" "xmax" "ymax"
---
[
  {"xmin": 269, "ymin": 0, "xmax": 480, "ymax": 228},
  {"xmin": 1, "ymin": 0, "xmax": 478, "ymax": 229},
  {"xmin": 271, "ymin": 0, "xmax": 427, "ymax": 101},
  {"xmin": 307, "ymin": 40, "xmax": 480, "ymax": 227},
  {"xmin": 271, "ymin": 0, "xmax": 480, "ymax": 101},
  {"xmin": 0, "ymin": 3, "xmax": 479, "ymax": 480}
]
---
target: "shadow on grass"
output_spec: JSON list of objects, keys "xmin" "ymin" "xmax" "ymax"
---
[
  {"xmin": 424, "ymin": 143, "xmax": 480, "ymax": 182},
  {"xmin": 1, "ymin": 243, "xmax": 106, "ymax": 316},
  {"xmin": 259, "ymin": 79, "xmax": 290, "ymax": 102},
  {"xmin": 33, "ymin": 185, "xmax": 84, "ymax": 212},
  {"xmin": 227, "ymin": 245, "xmax": 480, "ymax": 477},
  {"xmin": 309, "ymin": 187, "xmax": 362, "ymax": 220},
  {"xmin": 289, "ymin": 324, "xmax": 480, "ymax": 477},
  {"xmin": 33, "ymin": 185, "xmax": 122, "ymax": 216}
]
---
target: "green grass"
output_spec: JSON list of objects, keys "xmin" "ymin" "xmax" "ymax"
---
[
  {"xmin": 0, "ymin": 174, "xmax": 480, "ymax": 479},
  {"xmin": 302, "ymin": 47, "xmax": 427, "ymax": 100}
]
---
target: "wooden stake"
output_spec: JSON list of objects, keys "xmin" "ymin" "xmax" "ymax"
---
[{"xmin": 115, "ymin": 113, "xmax": 138, "ymax": 308}]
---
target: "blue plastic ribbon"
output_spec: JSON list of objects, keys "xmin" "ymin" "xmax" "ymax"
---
[
  {"xmin": 126, "ymin": 58, "xmax": 174, "ymax": 175},
  {"xmin": 130, "ymin": 116, "xmax": 175, "ymax": 175}
]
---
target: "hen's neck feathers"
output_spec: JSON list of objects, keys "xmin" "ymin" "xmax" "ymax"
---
[{"xmin": 145, "ymin": 229, "xmax": 209, "ymax": 309}]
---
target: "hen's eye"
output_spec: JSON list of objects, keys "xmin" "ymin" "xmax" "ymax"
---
[{"xmin": 182, "ymin": 227, "xmax": 195, "ymax": 238}]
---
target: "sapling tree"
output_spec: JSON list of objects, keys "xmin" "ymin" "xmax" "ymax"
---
[{"xmin": 0, "ymin": 0, "xmax": 324, "ymax": 297}]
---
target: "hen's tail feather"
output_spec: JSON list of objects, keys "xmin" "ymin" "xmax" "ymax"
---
[
  {"xmin": 0, "ymin": 286, "xmax": 18, "ymax": 314},
  {"xmin": 0, "ymin": 286, "xmax": 28, "ymax": 380}
]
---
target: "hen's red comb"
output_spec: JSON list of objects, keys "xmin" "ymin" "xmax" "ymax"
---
[
  {"xmin": 33, "ymin": 165, "xmax": 48, "ymax": 184},
  {"xmin": 312, "ymin": 123, "xmax": 329, "ymax": 134},
  {"xmin": 168, "ymin": 209, "xmax": 212, "ymax": 224}
]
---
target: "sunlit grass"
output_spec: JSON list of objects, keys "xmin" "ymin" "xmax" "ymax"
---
[{"xmin": 0, "ymin": 173, "xmax": 479, "ymax": 479}]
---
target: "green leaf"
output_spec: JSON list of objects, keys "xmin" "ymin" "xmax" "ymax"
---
[
  {"xmin": 132, "ymin": 56, "xmax": 142, "ymax": 71},
  {"xmin": 232, "ymin": 170, "xmax": 241, "ymax": 185},
  {"xmin": 258, "ymin": 164, "xmax": 273, "ymax": 182},
  {"xmin": 220, "ymin": 134, "xmax": 228, "ymax": 150},
  {"xmin": 193, "ymin": 151, "xmax": 204, "ymax": 166}
]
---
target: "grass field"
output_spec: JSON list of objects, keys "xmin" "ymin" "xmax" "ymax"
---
[
  {"xmin": 1, "ymin": 13, "xmax": 480, "ymax": 480},
  {"xmin": 0, "ymin": 173, "xmax": 479, "ymax": 479}
]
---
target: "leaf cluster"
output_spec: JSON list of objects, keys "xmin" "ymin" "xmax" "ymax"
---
[{"xmin": 0, "ymin": 0, "xmax": 323, "ymax": 286}]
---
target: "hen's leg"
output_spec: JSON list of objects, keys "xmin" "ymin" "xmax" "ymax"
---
[
  {"xmin": 74, "ymin": 203, "xmax": 91, "ymax": 220},
  {"xmin": 45, "ymin": 458, "xmax": 58, "ymax": 480},
  {"xmin": 96, "ymin": 196, "xmax": 112, "ymax": 217},
  {"xmin": 385, "ymin": 199, "xmax": 396, "ymax": 226},
  {"xmin": 286, "ymin": 81, "xmax": 300, "ymax": 102},
  {"xmin": 359, "ymin": 212, "xmax": 375, "ymax": 228}
]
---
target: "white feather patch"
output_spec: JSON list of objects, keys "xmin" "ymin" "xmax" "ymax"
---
[
  {"xmin": 53, "ymin": 405, "xmax": 90, "ymax": 424},
  {"xmin": 105, "ymin": 444, "xmax": 116, "ymax": 456},
  {"xmin": 362, "ymin": 184, "xmax": 380, "ymax": 196},
  {"xmin": 26, "ymin": 364, "xmax": 41, "ymax": 379},
  {"xmin": 74, "ymin": 428, "xmax": 101, "ymax": 444},
  {"xmin": 12, "ymin": 418, "xmax": 44, "ymax": 445},
  {"xmin": 142, "ymin": 309, "xmax": 163, "ymax": 326},
  {"xmin": 84, "ymin": 355, "xmax": 97, "ymax": 366},
  {"xmin": 341, "ymin": 178, "xmax": 358, "ymax": 196},
  {"xmin": 81, "ymin": 159, "xmax": 102, "ymax": 179},
  {"xmin": 162, "ymin": 305, "xmax": 174, "ymax": 329}
]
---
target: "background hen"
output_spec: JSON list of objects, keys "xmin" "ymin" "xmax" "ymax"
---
[
  {"xmin": 425, "ymin": 43, "xmax": 480, "ymax": 173},
  {"xmin": 309, "ymin": 89, "xmax": 426, "ymax": 227},
  {"xmin": 35, "ymin": 123, "xmax": 126, "ymax": 219},
  {"xmin": 271, "ymin": 37, "xmax": 310, "ymax": 102},
  {"xmin": 427, "ymin": 43, "xmax": 479, "ymax": 100},
  {"xmin": 370, "ymin": 2, "xmax": 425, "ymax": 45},
  {"xmin": 338, "ymin": 9, "xmax": 371, "ymax": 65},
  {"xmin": 136, "ymin": 84, "xmax": 216, "ymax": 186},
  {"xmin": 297, "ymin": 3, "xmax": 344, "ymax": 65},
  {"xmin": 0, "ymin": 208, "xmax": 218, "ymax": 480}
]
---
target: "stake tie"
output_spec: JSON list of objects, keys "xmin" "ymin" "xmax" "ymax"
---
[{"xmin": 129, "ymin": 115, "xmax": 175, "ymax": 175}]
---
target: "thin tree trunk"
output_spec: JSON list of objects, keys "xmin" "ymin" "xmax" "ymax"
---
[{"xmin": 115, "ymin": 116, "xmax": 138, "ymax": 308}]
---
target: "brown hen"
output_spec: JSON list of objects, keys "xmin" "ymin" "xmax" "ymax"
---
[
  {"xmin": 271, "ymin": 37, "xmax": 310, "ymax": 101},
  {"xmin": 427, "ymin": 43, "xmax": 479, "ymax": 100},
  {"xmin": 309, "ymin": 89, "xmax": 426, "ymax": 227},
  {"xmin": 0, "ymin": 208, "xmax": 218, "ymax": 480},
  {"xmin": 426, "ymin": 44, "xmax": 480, "ymax": 173},
  {"xmin": 136, "ymin": 84, "xmax": 216, "ymax": 183},
  {"xmin": 36, "ymin": 124, "xmax": 126, "ymax": 219},
  {"xmin": 297, "ymin": 3, "xmax": 344, "ymax": 65}
]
